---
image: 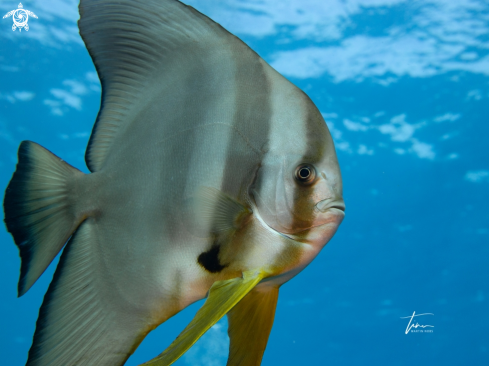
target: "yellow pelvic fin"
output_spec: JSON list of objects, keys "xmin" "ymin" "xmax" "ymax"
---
[
  {"xmin": 140, "ymin": 269, "xmax": 266, "ymax": 366},
  {"xmin": 227, "ymin": 286, "xmax": 279, "ymax": 366}
]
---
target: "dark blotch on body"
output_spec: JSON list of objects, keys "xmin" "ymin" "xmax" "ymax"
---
[{"xmin": 198, "ymin": 244, "xmax": 227, "ymax": 273}]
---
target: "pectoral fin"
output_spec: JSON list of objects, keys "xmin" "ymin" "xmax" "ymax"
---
[
  {"xmin": 195, "ymin": 186, "xmax": 251, "ymax": 233},
  {"xmin": 141, "ymin": 269, "xmax": 266, "ymax": 366},
  {"xmin": 227, "ymin": 286, "xmax": 279, "ymax": 366}
]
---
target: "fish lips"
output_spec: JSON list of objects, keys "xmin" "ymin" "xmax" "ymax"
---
[
  {"xmin": 315, "ymin": 198, "xmax": 346, "ymax": 213},
  {"xmin": 282, "ymin": 199, "xmax": 345, "ymax": 245}
]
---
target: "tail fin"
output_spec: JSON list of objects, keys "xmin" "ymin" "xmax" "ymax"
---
[{"xmin": 3, "ymin": 141, "xmax": 85, "ymax": 297}]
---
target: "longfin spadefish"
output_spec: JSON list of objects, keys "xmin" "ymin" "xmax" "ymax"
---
[
  {"xmin": 227, "ymin": 286, "xmax": 279, "ymax": 366},
  {"xmin": 141, "ymin": 270, "xmax": 266, "ymax": 366},
  {"xmin": 3, "ymin": 141, "xmax": 84, "ymax": 296}
]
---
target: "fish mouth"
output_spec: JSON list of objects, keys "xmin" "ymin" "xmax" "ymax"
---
[
  {"xmin": 250, "ymin": 193, "xmax": 345, "ymax": 240},
  {"xmin": 315, "ymin": 198, "xmax": 345, "ymax": 213},
  {"xmin": 284, "ymin": 199, "xmax": 345, "ymax": 236},
  {"xmin": 284, "ymin": 202, "xmax": 345, "ymax": 238}
]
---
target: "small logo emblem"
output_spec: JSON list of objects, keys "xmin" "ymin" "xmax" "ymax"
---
[
  {"xmin": 400, "ymin": 311, "xmax": 434, "ymax": 334},
  {"xmin": 3, "ymin": 3, "xmax": 38, "ymax": 32}
]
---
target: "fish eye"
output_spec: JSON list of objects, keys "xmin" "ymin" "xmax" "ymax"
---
[{"xmin": 295, "ymin": 164, "xmax": 316, "ymax": 184}]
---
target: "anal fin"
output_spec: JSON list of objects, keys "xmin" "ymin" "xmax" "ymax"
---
[{"xmin": 27, "ymin": 220, "xmax": 151, "ymax": 366}]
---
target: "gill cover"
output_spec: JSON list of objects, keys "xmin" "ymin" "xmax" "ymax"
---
[{"xmin": 251, "ymin": 155, "xmax": 340, "ymax": 235}]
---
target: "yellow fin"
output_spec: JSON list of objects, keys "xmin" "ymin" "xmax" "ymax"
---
[
  {"xmin": 227, "ymin": 286, "xmax": 279, "ymax": 366},
  {"xmin": 140, "ymin": 269, "xmax": 266, "ymax": 366}
]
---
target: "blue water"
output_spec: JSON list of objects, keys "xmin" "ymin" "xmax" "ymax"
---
[{"xmin": 1, "ymin": 0, "xmax": 488, "ymax": 365}]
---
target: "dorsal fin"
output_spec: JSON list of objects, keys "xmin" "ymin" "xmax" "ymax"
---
[{"xmin": 78, "ymin": 0, "xmax": 241, "ymax": 172}]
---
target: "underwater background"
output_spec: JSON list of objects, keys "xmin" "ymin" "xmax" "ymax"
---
[{"xmin": 0, "ymin": 0, "xmax": 488, "ymax": 365}]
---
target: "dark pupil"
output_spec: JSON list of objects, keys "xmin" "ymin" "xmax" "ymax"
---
[{"xmin": 299, "ymin": 167, "xmax": 310, "ymax": 179}]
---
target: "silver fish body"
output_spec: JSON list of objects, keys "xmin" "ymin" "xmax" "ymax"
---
[{"xmin": 3, "ymin": 1, "xmax": 344, "ymax": 365}]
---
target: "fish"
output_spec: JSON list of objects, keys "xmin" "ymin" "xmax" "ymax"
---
[{"xmin": 2, "ymin": 0, "xmax": 345, "ymax": 365}]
